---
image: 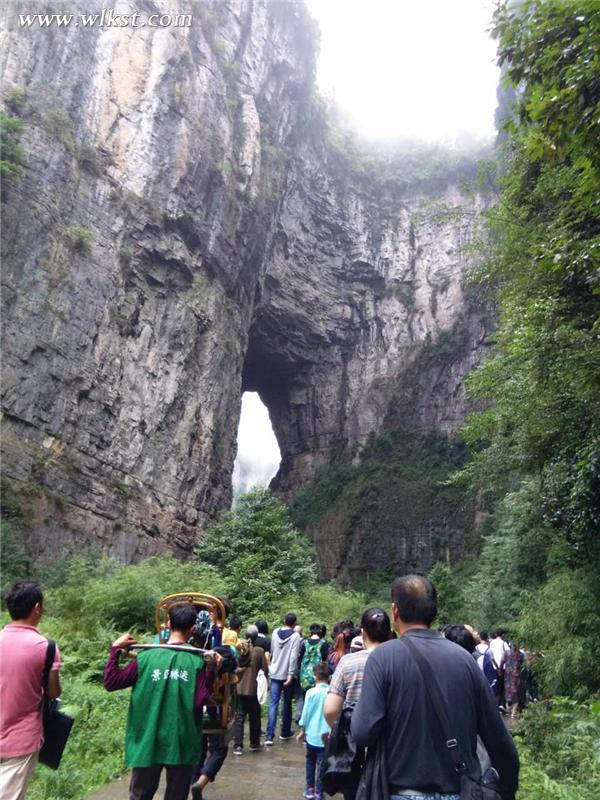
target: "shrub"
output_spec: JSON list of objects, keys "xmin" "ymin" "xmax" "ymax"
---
[
  {"xmin": 0, "ymin": 110, "xmax": 25, "ymax": 179},
  {"xmin": 197, "ymin": 488, "xmax": 316, "ymax": 618},
  {"xmin": 65, "ymin": 224, "xmax": 94, "ymax": 251},
  {"xmin": 514, "ymin": 698, "xmax": 600, "ymax": 800}
]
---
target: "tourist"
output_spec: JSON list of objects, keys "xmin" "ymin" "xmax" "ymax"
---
[
  {"xmin": 324, "ymin": 608, "xmax": 391, "ymax": 800},
  {"xmin": 222, "ymin": 614, "xmax": 242, "ymax": 646},
  {"xmin": 233, "ymin": 625, "xmax": 269, "ymax": 755},
  {"xmin": 490, "ymin": 628, "xmax": 510, "ymax": 710},
  {"xmin": 104, "ymin": 604, "xmax": 221, "ymax": 800},
  {"xmin": 327, "ymin": 621, "xmax": 355, "ymax": 673},
  {"xmin": 443, "ymin": 624, "xmax": 477, "ymax": 655},
  {"xmin": 476, "ymin": 630, "xmax": 490, "ymax": 655},
  {"xmin": 504, "ymin": 641, "xmax": 525, "ymax": 720},
  {"xmin": 297, "ymin": 662, "xmax": 331, "ymax": 800},
  {"xmin": 297, "ymin": 624, "xmax": 330, "ymax": 721},
  {"xmin": 265, "ymin": 612, "xmax": 302, "ymax": 745},
  {"xmin": 254, "ymin": 619, "xmax": 271, "ymax": 654},
  {"xmin": 0, "ymin": 581, "xmax": 62, "ymax": 800},
  {"xmin": 351, "ymin": 575, "xmax": 519, "ymax": 800}
]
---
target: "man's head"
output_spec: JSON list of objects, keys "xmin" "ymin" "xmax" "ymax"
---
[
  {"xmin": 444, "ymin": 624, "xmax": 476, "ymax": 654},
  {"xmin": 5, "ymin": 581, "xmax": 44, "ymax": 622},
  {"xmin": 255, "ymin": 619, "xmax": 269, "ymax": 635},
  {"xmin": 284, "ymin": 612, "xmax": 297, "ymax": 628},
  {"xmin": 479, "ymin": 630, "xmax": 489, "ymax": 643},
  {"xmin": 309, "ymin": 623, "xmax": 323, "ymax": 638},
  {"xmin": 169, "ymin": 604, "xmax": 198, "ymax": 635},
  {"xmin": 390, "ymin": 575, "xmax": 437, "ymax": 632},
  {"xmin": 229, "ymin": 614, "xmax": 242, "ymax": 632}
]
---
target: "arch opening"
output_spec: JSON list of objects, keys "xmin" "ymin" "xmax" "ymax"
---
[{"xmin": 232, "ymin": 392, "xmax": 281, "ymax": 499}]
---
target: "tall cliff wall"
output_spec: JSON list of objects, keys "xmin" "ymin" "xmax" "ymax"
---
[{"xmin": 0, "ymin": 0, "xmax": 491, "ymax": 576}]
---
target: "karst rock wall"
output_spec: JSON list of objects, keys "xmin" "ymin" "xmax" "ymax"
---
[{"xmin": 1, "ymin": 0, "xmax": 490, "ymax": 574}]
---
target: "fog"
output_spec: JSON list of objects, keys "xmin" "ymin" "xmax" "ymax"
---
[{"xmin": 306, "ymin": 0, "xmax": 499, "ymax": 144}]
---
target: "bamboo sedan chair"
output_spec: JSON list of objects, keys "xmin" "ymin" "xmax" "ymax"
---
[{"xmin": 131, "ymin": 592, "xmax": 238, "ymax": 735}]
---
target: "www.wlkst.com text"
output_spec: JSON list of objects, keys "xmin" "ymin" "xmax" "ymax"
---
[{"xmin": 19, "ymin": 9, "xmax": 193, "ymax": 28}]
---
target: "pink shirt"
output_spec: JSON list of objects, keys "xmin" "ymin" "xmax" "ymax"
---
[{"xmin": 0, "ymin": 624, "xmax": 61, "ymax": 757}]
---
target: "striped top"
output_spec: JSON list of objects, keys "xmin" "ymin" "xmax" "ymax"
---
[{"xmin": 328, "ymin": 649, "xmax": 370, "ymax": 708}]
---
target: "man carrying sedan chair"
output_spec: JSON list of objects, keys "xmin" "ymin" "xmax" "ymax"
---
[{"xmin": 104, "ymin": 603, "xmax": 221, "ymax": 800}]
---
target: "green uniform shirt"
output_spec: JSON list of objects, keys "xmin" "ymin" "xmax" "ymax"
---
[{"xmin": 125, "ymin": 648, "xmax": 204, "ymax": 767}]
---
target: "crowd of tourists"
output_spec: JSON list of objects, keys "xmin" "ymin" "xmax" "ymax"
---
[{"xmin": 0, "ymin": 576, "xmax": 528, "ymax": 800}]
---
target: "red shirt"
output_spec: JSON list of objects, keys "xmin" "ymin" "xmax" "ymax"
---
[{"xmin": 0, "ymin": 624, "xmax": 61, "ymax": 757}]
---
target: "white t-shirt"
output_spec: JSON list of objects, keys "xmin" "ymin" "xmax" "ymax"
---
[{"xmin": 489, "ymin": 637, "xmax": 509, "ymax": 667}]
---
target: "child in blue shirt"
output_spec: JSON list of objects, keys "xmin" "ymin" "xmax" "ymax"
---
[{"xmin": 297, "ymin": 661, "xmax": 331, "ymax": 800}]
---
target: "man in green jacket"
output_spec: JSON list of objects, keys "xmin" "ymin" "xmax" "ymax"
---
[{"xmin": 104, "ymin": 604, "xmax": 217, "ymax": 800}]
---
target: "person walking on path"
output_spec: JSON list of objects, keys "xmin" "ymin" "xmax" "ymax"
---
[
  {"xmin": 297, "ymin": 662, "xmax": 331, "ymax": 800},
  {"xmin": 351, "ymin": 575, "xmax": 519, "ymax": 800},
  {"xmin": 504, "ymin": 642, "xmax": 525, "ymax": 720},
  {"xmin": 233, "ymin": 625, "xmax": 269, "ymax": 755},
  {"xmin": 324, "ymin": 608, "xmax": 391, "ymax": 800},
  {"xmin": 296, "ymin": 624, "xmax": 329, "ymax": 723},
  {"xmin": 254, "ymin": 619, "xmax": 271, "ymax": 654},
  {"xmin": 0, "ymin": 581, "xmax": 62, "ymax": 800},
  {"xmin": 265, "ymin": 613, "xmax": 301, "ymax": 745},
  {"xmin": 104, "ymin": 604, "xmax": 221, "ymax": 800}
]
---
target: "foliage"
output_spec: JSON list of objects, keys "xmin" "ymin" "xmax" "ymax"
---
[
  {"xmin": 428, "ymin": 560, "xmax": 478, "ymax": 626},
  {"xmin": 465, "ymin": 0, "xmax": 600, "ymax": 553},
  {"xmin": 45, "ymin": 107, "xmax": 75, "ymax": 150},
  {"xmin": 0, "ymin": 110, "xmax": 25, "ymax": 180},
  {"xmin": 196, "ymin": 488, "xmax": 316, "ymax": 618},
  {"xmin": 290, "ymin": 425, "xmax": 473, "ymax": 576},
  {"xmin": 65, "ymin": 224, "xmax": 94, "ymax": 251},
  {"xmin": 458, "ymin": 0, "xmax": 600, "ymax": 701},
  {"xmin": 270, "ymin": 582, "xmax": 366, "ymax": 635},
  {"xmin": 514, "ymin": 698, "xmax": 600, "ymax": 800},
  {"xmin": 0, "ymin": 476, "xmax": 33, "ymax": 591},
  {"xmin": 324, "ymin": 106, "xmax": 492, "ymax": 196},
  {"xmin": 515, "ymin": 568, "xmax": 600, "ymax": 698},
  {"xmin": 46, "ymin": 555, "xmax": 225, "ymax": 634}
]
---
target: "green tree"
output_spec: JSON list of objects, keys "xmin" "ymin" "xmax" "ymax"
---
[
  {"xmin": 196, "ymin": 488, "xmax": 316, "ymax": 617},
  {"xmin": 461, "ymin": 0, "xmax": 600, "ymax": 697}
]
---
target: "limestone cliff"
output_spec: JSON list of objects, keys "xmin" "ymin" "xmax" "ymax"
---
[{"xmin": 0, "ymin": 0, "xmax": 491, "ymax": 575}]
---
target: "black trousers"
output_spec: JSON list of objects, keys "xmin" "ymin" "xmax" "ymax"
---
[
  {"xmin": 129, "ymin": 764, "xmax": 192, "ymax": 800},
  {"xmin": 234, "ymin": 694, "xmax": 261, "ymax": 748},
  {"xmin": 191, "ymin": 730, "xmax": 228, "ymax": 784}
]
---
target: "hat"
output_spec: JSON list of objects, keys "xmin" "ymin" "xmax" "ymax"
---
[{"xmin": 350, "ymin": 636, "xmax": 364, "ymax": 652}]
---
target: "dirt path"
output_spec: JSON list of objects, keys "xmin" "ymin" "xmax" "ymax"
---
[{"xmin": 86, "ymin": 738, "xmax": 307, "ymax": 800}]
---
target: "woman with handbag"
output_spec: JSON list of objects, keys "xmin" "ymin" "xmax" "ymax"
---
[{"xmin": 323, "ymin": 608, "xmax": 392, "ymax": 800}]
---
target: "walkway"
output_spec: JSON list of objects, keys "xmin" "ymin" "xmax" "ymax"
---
[{"xmin": 86, "ymin": 738, "xmax": 307, "ymax": 800}]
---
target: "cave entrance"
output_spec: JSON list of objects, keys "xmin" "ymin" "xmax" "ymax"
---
[{"xmin": 232, "ymin": 392, "xmax": 281, "ymax": 499}]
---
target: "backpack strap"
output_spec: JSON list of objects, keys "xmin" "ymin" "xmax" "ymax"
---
[
  {"xmin": 401, "ymin": 635, "xmax": 466, "ymax": 774},
  {"xmin": 40, "ymin": 639, "xmax": 56, "ymax": 709}
]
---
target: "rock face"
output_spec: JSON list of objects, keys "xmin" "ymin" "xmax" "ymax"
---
[{"xmin": 0, "ymin": 0, "xmax": 491, "ymax": 574}]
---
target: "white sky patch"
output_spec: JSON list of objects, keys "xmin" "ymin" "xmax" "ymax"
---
[
  {"xmin": 306, "ymin": 0, "xmax": 499, "ymax": 143},
  {"xmin": 232, "ymin": 392, "xmax": 281, "ymax": 497}
]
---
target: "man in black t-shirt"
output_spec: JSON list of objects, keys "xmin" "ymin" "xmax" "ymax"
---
[{"xmin": 351, "ymin": 575, "xmax": 519, "ymax": 800}]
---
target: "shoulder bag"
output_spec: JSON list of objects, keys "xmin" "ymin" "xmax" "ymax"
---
[
  {"xmin": 320, "ymin": 706, "xmax": 362, "ymax": 796},
  {"xmin": 39, "ymin": 639, "xmax": 74, "ymax": 769},
  {"xmin": 402, "ymin": 636, "xmax": 503, "ymax": 800}
]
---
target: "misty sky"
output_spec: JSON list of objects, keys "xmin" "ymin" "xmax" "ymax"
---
[
  {"xmin": 232, "ymin": 0, "xmax": 500, "ymax": 495},
  {"xmin": 306, "ymin": 0, "xmax": 499, "ymax": 143}
]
